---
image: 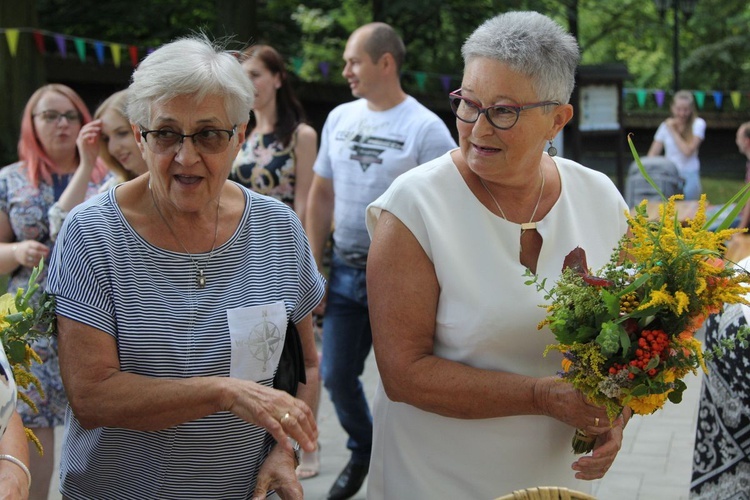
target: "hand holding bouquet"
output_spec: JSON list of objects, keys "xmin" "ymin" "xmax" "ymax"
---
[
  {"xmin": 526, "ymin": 137, "xmax": 750, "ymax": 454},
  {"xmin": 0, "ymin": 260, "xmax": 56, "ymax": 453}
]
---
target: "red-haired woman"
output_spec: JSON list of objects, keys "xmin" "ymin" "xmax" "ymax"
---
[{"xmin": 0, "ymin": 83, "xmax": 109, "ymax": 499}]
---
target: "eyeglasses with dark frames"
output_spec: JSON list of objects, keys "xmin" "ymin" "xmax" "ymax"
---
[
  {"xmin": 33, "ymin": 110, "xmax": 82, "ymax": 124},
  {"xmin": 139, "ymin": 126, "xmax": 237, "ymax": 155},
  {"xmin": 448, "ymin": 89, "xmax": 559, "ymax": 130}
]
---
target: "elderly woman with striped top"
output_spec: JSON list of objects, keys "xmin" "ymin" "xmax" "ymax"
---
[{"xmin": 47, "ymin": 35, "xmax": 324, "ymax": 500}]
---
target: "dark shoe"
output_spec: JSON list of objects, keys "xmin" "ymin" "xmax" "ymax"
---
[{"xmin": 327, "ymin": 459, "xmax": 369, "ymax": 500}]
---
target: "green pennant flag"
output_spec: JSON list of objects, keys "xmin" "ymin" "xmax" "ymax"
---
[
  {"xmin": 5, "ymin": 29, "xmax": 19, "ymax": 57},
  {"xmin": 73, "ymin": 38, "xmax": 86, "ymax": 62}
]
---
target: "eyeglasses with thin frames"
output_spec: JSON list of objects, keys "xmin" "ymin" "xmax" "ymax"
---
[
  {"xmin": 33, "ymin": 110, "xmax": 82, "ymax": 124},
  {"xmin": 448, "ymin": 89, "xmax": 559, "ymax": 130},
  {"xmin": 139, "ymin": 127, "xmax": 237, "ymax": 155}
]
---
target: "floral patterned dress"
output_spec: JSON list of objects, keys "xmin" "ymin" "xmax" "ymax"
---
[
  {"xmin": 0, "ymin": 161, "xmax": 103, "ymax": 427},
  {"xmin": 229, "ymin": 130, "xmax": 298, "ymax": 208},
  {"xmin": 691, "ymin": 303, "xmax": 750, "ymax": 498}
]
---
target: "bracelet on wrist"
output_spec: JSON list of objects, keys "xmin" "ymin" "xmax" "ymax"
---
[{"xmin": 0, "ymin": 454, "xmax": 31, "ymax": 490}]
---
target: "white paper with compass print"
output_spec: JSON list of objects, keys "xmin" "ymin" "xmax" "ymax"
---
[{"xmin": 227, "ymin": 300, "xmax": 287, "ymax": 381}]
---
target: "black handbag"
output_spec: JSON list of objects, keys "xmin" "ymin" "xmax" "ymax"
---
[{"xmin": 272, "ymin": 319, "xmax": 307, "ymax": 396}]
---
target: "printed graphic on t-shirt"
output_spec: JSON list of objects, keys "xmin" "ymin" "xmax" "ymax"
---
[{"xmin": 335, "ymin": 123, "xmax": 405, "ymax": 172}]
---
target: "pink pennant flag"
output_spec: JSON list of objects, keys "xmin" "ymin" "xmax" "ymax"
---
[
  {"xmin": 54, "ymin": 34, "xmax": 67, "ymax": 58},
  {"xmin": 5, "ymin": 29, "xmax": 19, "ymax": 57}
]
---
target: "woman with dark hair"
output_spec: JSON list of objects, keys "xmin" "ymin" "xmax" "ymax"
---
[
  {"xmin": 230, "ymin": 44, "xmax": 322, "ymax": 479},
  {"xmin": 0, "ymin": 83, "xmax": 109, "ymax": 499},
  {"xmin": 230, "ymin": 44, "xmax": 318, "ymax": 223}
]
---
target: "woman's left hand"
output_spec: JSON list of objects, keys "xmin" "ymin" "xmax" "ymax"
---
[
  {"xmin": 570, "ymin": 407, "xmax": 631, "ymax": 480},
  {"xmin": 251, "ymin": 442, "xmax": 302, "ymax": 500}
]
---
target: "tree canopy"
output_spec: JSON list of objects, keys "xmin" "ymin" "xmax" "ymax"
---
[{"xmin": 33, "ymin": 0, "xmax": 750, "ymax": 92}]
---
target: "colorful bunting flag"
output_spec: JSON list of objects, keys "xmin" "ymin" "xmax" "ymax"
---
[
  {"xmin": 440, "ymin": 75, "xmax": 452, "ymax": 92},
  {"xmin": 93, "ymin": 41, "xmax": 105, "ymax": 65},
  {"xmin": 636, "ymin": 89, "xmax": 647, "ymax": 108},
  {"xmin": 291, "ymin": 56, "xmax": 303, "ymax": 74},
  {"xmin": 713, "ymin": 91, "xmax": 723, "ymax": 109},
  {"xmin": 54, "ymin": 34, "xmax": 67, "ymax": 58},
  {"xmin": 111, "ymin": 43, "xmax": 121, "ymax": 68},
  {"xmin": 129, "ymin": 45, "xmax": 138, "ymax": 67},
  {"xmin": 319, "ymin": 61, "xmax": 330, "ymax": 80},
  {"xmin": 73, "ymin": 38, "xmax": 86, "ymax": 62},
  {"xmin": 414, "ymin": 71, "xmax": 427, "ymax": 92},
  {"xmin": 731, "ymin": 91, "xmax": 741, "ymax": 110},
  {"xmin": 654, "ymin": 90, "xmax": 665, "ymax": 108},
  {"xmin": 4, "ymin": 29, "xmax": 19, "ymax": 57},
  {"xmin": 32, "ymin": 31, "xmax": 45, "ymax": 54},
  {"xmin": 693, "ymin": 90, "xmax": 705, "ymax": 109}
]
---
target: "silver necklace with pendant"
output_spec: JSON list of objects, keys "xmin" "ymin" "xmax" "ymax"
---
[
  {"xmin": 479, "ymin": 164, "xmax": 545, "ymax": 254},
  {"xmin": 150, "ymin": 185, "xmax": 219, "ymax": 289}
]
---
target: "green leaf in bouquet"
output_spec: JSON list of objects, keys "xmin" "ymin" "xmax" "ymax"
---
[
  {"xmin": 644, "ymin": 355, "xmax": 660, "ymax": 371},
  {"xmin": 596, "ymin": 321, "xmax": 622, "ymax": 356},
  {"xmin": 630, "ymin": 384, "xmax": 649, "ymax": 397},
  {"xmin": 668, "ymin": 379, "xmax": 687, "ymax": 404},
  {"xmin": 618, "ymin": 328, "xmax": 631, "ymax": 353},
  {"xmin": 601, "ymin": 289, "xmax": 620, "ymax": 317}
]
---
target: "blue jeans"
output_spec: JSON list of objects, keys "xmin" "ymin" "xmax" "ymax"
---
[
  {"xmin": 681, "ymin": 171, "xmax": 702, "ymax": 201},
  {"xmin": 320, "ymin": 253, "xmax": 373, "ymax": 465}
]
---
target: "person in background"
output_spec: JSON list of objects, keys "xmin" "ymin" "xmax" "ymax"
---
[
  {"xmin": 305, "ymin": 21, "xmax": 456, "ymax": 500},
  {"xmin": 0, "ymin": 83, "xmax": 109, "ymax": 500},
  {"xmin": 733, "ymin": 122, "xmax": 750, "ymax": 231},
  {"xmin": 48, "ymin": 89, "xmax": 148, "ymax": 241},
  {"xmin": 47, "ymin": 35, "xmax": 323, "ymax": 499},
  {"xmin": 230, "ymin": 44, "xmax": 317, "ymax": 222},
  {"xmin": 0, "ymin": 340, "xmax": 32, "ymax": 500},
  {"xmin": 229, "ymin": 43, "xmax": 322, "ymax": 480},
  {"xmin": 365, "ymin": 12, "xmax": 628, "ymax": 498},
  {"xmin": 690, "ymin": 254, "xmax": 750, "ymax": 498},
  {"xmin": 647, "ymin": 90, "xmax": 706, "ymax": 200}
]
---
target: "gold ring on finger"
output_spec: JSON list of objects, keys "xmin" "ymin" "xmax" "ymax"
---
[
  {"xmin": 280, "ymin": 412, "xmax": 291, "ymax": 423},
  {"xmin": 594, "ymin": 417, "xmax": 600, "ymax": 426}
]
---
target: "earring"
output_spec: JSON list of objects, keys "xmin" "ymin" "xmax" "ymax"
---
[{"xmin": 547, "ymin": 140, "xmax": 557, "ymax": 157}]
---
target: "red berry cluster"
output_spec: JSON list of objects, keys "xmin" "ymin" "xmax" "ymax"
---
[{"xmin": 609, "ymin": 329, "xmax": 669, "ymax": 379}]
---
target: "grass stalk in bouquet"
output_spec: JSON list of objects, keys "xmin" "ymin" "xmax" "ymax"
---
[
  {"xmin": 0, "ymin": 260, "xmax": 56, "ymax": 454},
  {"xmin": 525, "ymin": 135, "xmax": 750, "ymax": 454}
]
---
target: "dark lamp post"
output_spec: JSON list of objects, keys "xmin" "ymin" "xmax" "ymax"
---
[{"xmin": 654, "ymin": 0, "xmax": 698, "ymax": 95}]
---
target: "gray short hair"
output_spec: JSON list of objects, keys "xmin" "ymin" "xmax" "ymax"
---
[
  {"xmin": 461, "ymin": 11, "xmax": 579, "ymax": 104},
  {"xmin": 127, "ymin": 35, "xmax": 254, "ymax": 127}
]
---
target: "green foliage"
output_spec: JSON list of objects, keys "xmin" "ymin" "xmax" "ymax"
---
[{"xmin": 0, "ymin": 262, "xmax": 56, "ymax": 365}]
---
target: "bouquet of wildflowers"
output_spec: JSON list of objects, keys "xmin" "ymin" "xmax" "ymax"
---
[
  {"xmin": 526, "ymin": 137, "xmax": 750, "ymax": 454},
  {"xmin": 0, "ymin": 261, "xmax": 56, "ymax": 453}
]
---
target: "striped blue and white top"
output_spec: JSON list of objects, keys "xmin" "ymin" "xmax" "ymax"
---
[{"xmin": 47, "ymin": 183, "xmax": 326, "ymax": 499}]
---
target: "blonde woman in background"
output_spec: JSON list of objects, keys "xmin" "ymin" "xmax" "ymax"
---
[
  {"xmin": 49, "ymin": 89, "xmax": 147, "ymax": 240},
  {"xmin": 647, "ymin": 90, "xmax": 706, "ymax": 200}
]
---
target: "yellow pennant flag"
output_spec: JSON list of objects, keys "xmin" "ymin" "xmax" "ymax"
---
[
  {"xmin": 5, "ymin": 29, "xmax": 20, "ymax": 57},
  {"xmin": 110, "ymin": 43, "xmax": 121, "ymax": 68},
  {"xmin": 731, "ymin": 91, "xmax": 742, "ymax": 110}
]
